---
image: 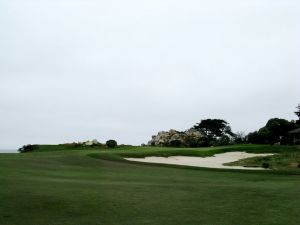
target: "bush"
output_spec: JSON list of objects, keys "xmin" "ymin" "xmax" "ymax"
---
[
  {"xmin": 169, "ymin": 140, "xmax": 183, "ymax": 147},
  {"xmin": 18, "ymin": 144, "xmax": 39, "ymax": 153},
  {"xmin": 106, "ymin": 140, "xmax": 117, "ymax": 148},
  {"xmin": 91, "ymin": 143, "xmax": 105, "ymax": 148},
  {"xmin": 184, "ymin": 136, "xmax": 204, "ymax": 147},
  {"xmin": 185, "ymin": 135, "xmax": 217, "ymax": 147},
  {"xmin": 60, "ymin": 143, "xmax": 83, "ymax": 148}
]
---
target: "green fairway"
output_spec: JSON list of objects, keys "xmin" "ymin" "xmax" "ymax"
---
[{"xmin": 0, "ymin": 145, "xmax": 299, "ymax": 225}]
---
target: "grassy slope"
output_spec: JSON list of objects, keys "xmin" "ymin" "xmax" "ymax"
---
[
  {"xmin": 0, "ymin": 145, "xmax": 299, "ymax": 225},
  {"xmin": 88, "ymin": 144, "xmax": 300, "ymax": 172},
  {"xmin": 225, "ymin": 151, "xmax": 300, "ymax": 169}
]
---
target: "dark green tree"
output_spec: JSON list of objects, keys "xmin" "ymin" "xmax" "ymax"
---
[
  {"xmin": 193, "ymin": 119, "xmax": 234, "ymax": 138},
  {"xmin": 247, "ymin": 118, "xmax": 297, "ymax": 145},
  {"xmin": 106, "ymin": 140, "xmax": 117, "ymax": 148},
  {"xmin": 265, "ymin": 118, "xmax": 290, "ymax": 143}
]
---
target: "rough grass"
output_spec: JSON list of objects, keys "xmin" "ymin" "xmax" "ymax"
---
[
  {"xmin": 0, "ymin": 145, "xmax": 299, "ymax": 225},
  {"xmin": 225, "ymin": 151, "xmax": 300, "ymax": 170}
]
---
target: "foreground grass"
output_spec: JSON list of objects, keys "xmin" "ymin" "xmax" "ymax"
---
[{"xmin": 0, "ymin": 145, "xmax": 299, "ymax": 225}]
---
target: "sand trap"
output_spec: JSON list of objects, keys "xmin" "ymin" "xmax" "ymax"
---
[{"xmin": 125, "ymin": 152, "xmax": 274, "ymax": 170}]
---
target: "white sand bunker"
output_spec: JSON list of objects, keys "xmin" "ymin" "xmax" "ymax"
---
[{"xmin": 125, "ymin": 152, "xmax": 274, "ymax": 170}]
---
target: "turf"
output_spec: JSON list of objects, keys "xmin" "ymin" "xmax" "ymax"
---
[{"xmin": 0, "ymin": 145, "xmax": 299, "ymax": 225}]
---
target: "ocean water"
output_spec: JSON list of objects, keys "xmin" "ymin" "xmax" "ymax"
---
[{"xmin": 0, "ymin": 149, "xmax": 18, "ymax": 153}]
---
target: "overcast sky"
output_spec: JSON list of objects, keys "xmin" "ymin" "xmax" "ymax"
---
[{"xmin": 0, "ymin": 0, "xmax": 299, "ymax": 149}]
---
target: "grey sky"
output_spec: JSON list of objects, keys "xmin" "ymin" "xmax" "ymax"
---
[{"xmin": 1, "ymin": 0, "xmax": 299, "ymax": 149}]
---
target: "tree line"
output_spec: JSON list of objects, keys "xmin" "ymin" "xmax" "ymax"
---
[
  {"xmin": 192, "ymin": 104, "xmax": 300, "ymax": 146},
  {"xmin": 149, "ymin": 104, "xmax": 300, "ymax": 147}
]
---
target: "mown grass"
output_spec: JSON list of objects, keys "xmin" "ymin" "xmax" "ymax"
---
[
  {"xmin": 0, "ymin": 145, "xmax": 299, "ymax": 225},
  {"xmin": 116, "ymin": 144, "xmax": 297, "ymax": 157}
]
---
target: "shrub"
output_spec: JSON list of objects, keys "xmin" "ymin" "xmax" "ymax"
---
[
  {"xmin": 196, "ymin": 136, "xmax": 210, "ymax": 147},
  {"xmin": 184, "ymin": 136, "xmax": 204, "ymax": 147},
  {"xmin": 18, "ymin": 144, "xmax": 39, "ymax": 153},
  {"xmin": 106, "ymin": 140, "xmax": 117, "ymax": 148},
  {"xmin": 62, "ymin": 143, "xmax": 83, "ymax": 148},
  {"xmin": 91, "ymin": 143, "xmax": 105, "ymax": 148},
  {"xmin": 169, "ymin": 140, "xmax": 183, "ymax": 147}
]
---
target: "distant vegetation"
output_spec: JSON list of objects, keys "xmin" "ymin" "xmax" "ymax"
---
[
  {"xmin": 148, "ymin": 104, "xmax": 300, "ymax": 147},
  {"xmin": 193, "ymin": 119, "xmax": 235, "ymax": 146},
  {"xmin": 18, "ymin": 139, "xmax": 119, "ymax": 153},
  {"xmin": 18, "ymin": 104, "xmax": 300, "ymax": 153},
  {"xmin": 106, "ymin": 140, "xmax": 118, "ymax": 148},
  {"xmin": 246, "ymin": 104, "xmax": 300, "ymax": 145},
  {"xmin": 18, "ymin": 144, "xmax": 39, "ymax": 153},
  {"xmin": 246, "ymin": 118, "xmax": 298, "ymax": 145},
  {"xmin": 148, "ymin": 119, "xmax": 235, "ymax": 147}
]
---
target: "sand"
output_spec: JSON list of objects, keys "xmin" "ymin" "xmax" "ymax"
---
[{"xmin": 125, "ymin": 152, "xmax": 274, "ymax": 170}]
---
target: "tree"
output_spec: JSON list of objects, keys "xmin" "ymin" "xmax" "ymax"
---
[
  {"xmin": 234, "ymin": 131, "xmax": 246, "ymax": 144},
  {"xmin": 246, "ymin": 118, "xmax": 296, "ymax": 145},
  {"xmin": 214, "ymin": 135, "xmax": 231, "ymax": 146},
  {"xmin": 265, "ymin": 118, "xmax": 290, "ymax": 143},
  {"xmin": 247, "ymin": 131, "xmax": 260, "ymax": 144},
  {"xmin": 106, "ymin": 140, "xmax": 117, "ymax": 148},
  {"xmin": 193, "ymin": 119, "xmax": 234, "ymax": 138}
]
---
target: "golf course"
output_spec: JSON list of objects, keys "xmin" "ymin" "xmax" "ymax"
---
[
  {"xmin": 0, "ymin": 144, "xmax": 299, "ymax": 225},
  {"xmin": 1, "ymin": 0, "xmax": 299, "ymax": 224}
]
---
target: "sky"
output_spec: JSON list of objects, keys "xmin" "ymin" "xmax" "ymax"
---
[{"xmin": 0, "ymin": 0, "xmax": 300, "ymax": 149}]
